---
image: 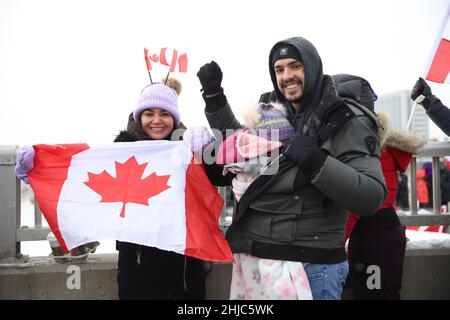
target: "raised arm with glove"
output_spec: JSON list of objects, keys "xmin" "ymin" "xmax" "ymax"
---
[
  {"xmin": 197, "ymin": 61, "xmax": 228, "ymax": 113},
  {"xmin": 197, "ymin": 61, "xmax": 223, "ymax": 97},
  {"xmin": 411, "ymin": 77, "xmax": 450, "ymax": 136},
  {"xmin": 197, "ymin": 61, "xmax": 242, "ymax": 135}
]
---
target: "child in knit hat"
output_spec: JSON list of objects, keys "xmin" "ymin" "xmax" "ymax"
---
[
  {"xmin": 242, "ymin": 102, "xmax": 295, "ymax": 143},
  {"xmin": 183, "ymin": 101, "xmax": 295, "ymax": 200},
  {"xmin": 216, "ymin": 102, "xmax": 295, "ymax": 201},
  {"xmin": 214, "ymin": 102, "xmax": 312, "ymax": 300}
]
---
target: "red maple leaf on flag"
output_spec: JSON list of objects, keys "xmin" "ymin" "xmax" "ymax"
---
[
  {"xmin": 84, "ymin": 156, "xmax": 171, "ymax": 218},
  {"xmin": 150, "ymin": 53, "xmax": 159, "ymax": 62}
]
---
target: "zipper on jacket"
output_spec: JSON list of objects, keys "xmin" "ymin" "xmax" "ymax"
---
[
  {"xmin": 183, "ymin": 256, "xmax": 187, "ymax": 292},
  {"xmin": 136, "ymin": 245, "xmax": 142, "ymax": 265}
]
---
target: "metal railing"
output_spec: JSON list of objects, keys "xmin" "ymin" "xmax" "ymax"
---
[
  {"xmin": 0, "ymin": 146, "xmax": 51, "ymax": 261},
  {"xmin": 401, "ymin": 141, "xmax": 450, "ymax": 227},
  {"xmin": 1, "ymin": 142, "xmax": 450, "ymax": 261}
]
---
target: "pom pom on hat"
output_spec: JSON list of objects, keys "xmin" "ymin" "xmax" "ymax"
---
[{"xmin": 164, "ymin": 77, "xmax": 182, "ymax": 95}]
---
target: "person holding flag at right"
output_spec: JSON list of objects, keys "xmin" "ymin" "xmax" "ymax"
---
[
  {"xmin": 411, "ymin": 77, "xmax": 450, "ymax": 137},
  {"xmin": 410, "ymin": 6, "xmax": 449, "ymax": 136}
]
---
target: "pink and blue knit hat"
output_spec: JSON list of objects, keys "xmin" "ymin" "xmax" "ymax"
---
[
  {"xmin": 133, "ymin": 83, "xmax": 180, "ymax": 125},
  {"xmin": 243, "ymin": 103, "xmax": 295, "ymax": 142}
]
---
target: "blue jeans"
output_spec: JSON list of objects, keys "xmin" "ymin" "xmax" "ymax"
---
[{"xmin": 304, "ymin": 260, "xmax": 349, "ymax": 300}]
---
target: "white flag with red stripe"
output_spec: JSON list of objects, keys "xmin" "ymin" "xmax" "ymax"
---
[
  {"xmin": 28, "ymin": 141, "xmax": 233, "ymax": 262},
  {"xmin": 426, "ymin": 9, "xmax": 450, "ymax": 83},
  {"xmin": 406, "ymin": 225, "xmax": 445, "ymax": 233}
]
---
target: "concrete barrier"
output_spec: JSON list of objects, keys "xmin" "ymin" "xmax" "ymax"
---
[
  {"xmin": 0, "ymin": 254, "xmax": 118, "ymax": 299},
  {"xmin": 1, "ymin": 249, "xmax": 450, "ymax": 300},
  {"xmin": 401, "ymin": 249, "xmax": 450, "ymax": 299}
]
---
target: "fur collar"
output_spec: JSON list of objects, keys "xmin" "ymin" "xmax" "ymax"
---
[
  {"xmin": 377, "ymin": 111, "xmax": 426, "ymax": 154},
  {"xmin": 113, "ymin": 130, "xmax": 139, "ymax": 142},
  {"xmin": 113, "ymin": 112, "xmax": 185, "ymax": 143}
]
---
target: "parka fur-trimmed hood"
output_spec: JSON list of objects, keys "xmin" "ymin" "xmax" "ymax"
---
[
  {"xmin": 114, "ymin": 113, "xmax": 146, "ymax": 142},
  {"xmin": 377, "ymin": 111, "xmax": 426, "ymax": 154},
  {"xmin": 114, "ymin": 112, "xmax": 187, "ymax": 143}
]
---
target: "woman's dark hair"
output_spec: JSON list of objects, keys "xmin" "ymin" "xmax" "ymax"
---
[{"xmin": 126, "ymin": 112, "xmax": 185, "ymax": 141}]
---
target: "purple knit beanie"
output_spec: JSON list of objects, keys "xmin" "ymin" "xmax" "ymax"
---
[
  {"xmin": 254, "ymin": 103, "xmax": 295, "ymax": 142},
  {"xmin": 133, "ymin": 83, "xmax": 180, "ymax": 125}
]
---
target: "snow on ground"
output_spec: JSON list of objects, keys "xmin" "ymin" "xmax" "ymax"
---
[
  {"xmin": 397, "ymin": 208, "xmax": 450, "ymax": 250},
  {"xmin": 406, "ymin": 230, "xmax": 450, "ymax": 250},
  {"xmin": 397, "ymin": 208, "xmax": 446, "ymax": 216}
]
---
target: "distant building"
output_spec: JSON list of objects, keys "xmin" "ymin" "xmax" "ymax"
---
[{"xmin": 375, "ymin": 90, "xmax": 429, "ymax": 139}]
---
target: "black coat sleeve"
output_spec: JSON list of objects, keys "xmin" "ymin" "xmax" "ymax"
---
[
  {"xmin": 200, "ymin": 142, "xmax": 234, "ymax": 186},
  {"xmin": 426, "ymin": 98, "xmax": 450, "ymax": 137}
]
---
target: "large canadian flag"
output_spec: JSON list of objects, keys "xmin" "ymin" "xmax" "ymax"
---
[
  {"xmin": 28, "ymin": 140, "xmax": 233, "ymax": 262},
  {"xmin": 426, "ymin": 10, "xmax": 450, "ymax": 83}
]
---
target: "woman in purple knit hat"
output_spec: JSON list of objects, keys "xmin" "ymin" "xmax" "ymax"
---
[
  {"xmin": 112, "ymin": 78, "xmax": 210, "ymax": 300},
  {"xmin": 16, "ymin": 78, "xmax": 213, "ymax": 300}
]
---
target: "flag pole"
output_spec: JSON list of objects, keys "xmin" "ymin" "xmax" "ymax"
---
[
  {"xmin": 406, "ymin": 5, "xmax": 450, "ymax": 131},
  {"xmin": 148, "ymin": 71, "xmax": 154, "ymax": 84},
  {"xmin": 164, "ymin": 71, "xmax": 170, "ymax": 85},
  {"xmin": 144, "ymin": 47, "xmax": 154, "ymax": 84},
  {"xmin": 406, "ymin": 101, "xmax": 416, "ymax": 130}
]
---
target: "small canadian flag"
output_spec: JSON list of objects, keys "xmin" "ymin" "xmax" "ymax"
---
[
  {"xmin": 426, "ymin": 9, "xmax": 450, "ymax": 83},
  {"xmin": 28, "ymin": 141, "xmax": 233, "ymax": 262}
]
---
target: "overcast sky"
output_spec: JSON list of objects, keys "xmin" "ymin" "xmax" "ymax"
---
[{"xmin": 1, "ymin": 0, "xmax": 449, "ymax": 145}]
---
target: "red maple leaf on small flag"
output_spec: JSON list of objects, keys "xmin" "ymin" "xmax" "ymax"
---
[
  {"xmin": 150, "ymin": 53, "xmax": 159, "ymax": 62},
  {"xmin": 84, "ymin": 156, "xmax": 171, "ymax": 218}
]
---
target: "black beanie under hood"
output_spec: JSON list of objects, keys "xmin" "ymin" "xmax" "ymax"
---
[{"xmin": 269, "ymin": 37, "xmax": 324, "ymax": 113}]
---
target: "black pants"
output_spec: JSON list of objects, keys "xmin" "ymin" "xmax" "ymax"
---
[
  {"xmin": 117, "ymin": 242, "xmax": 206, "ymax": 300},
  {"xmin": 348, "ymin": 209, "xmax": 406, "ymax": 300}
]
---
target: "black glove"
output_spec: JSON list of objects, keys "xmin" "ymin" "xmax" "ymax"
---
[
  {"xmin": 284, "ymin": 125, "xmax": 327, "ymax": 179},
  {"xmin": 411, "ymin": 77, "xmax": 436, "ymax": 111},
  {"xmin": 197, "ymin": 61, "xmax": 223, "ymax": 96}
]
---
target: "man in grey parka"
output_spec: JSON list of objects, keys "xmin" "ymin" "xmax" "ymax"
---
[{"xmin": 197, "ymin": 37, "xmax": 387, "ymax": 300}]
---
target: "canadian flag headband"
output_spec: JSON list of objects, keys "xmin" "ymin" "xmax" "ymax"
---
[{"xmin": 144, "ymin": 47, "xmax": 188, "ymax": 84}]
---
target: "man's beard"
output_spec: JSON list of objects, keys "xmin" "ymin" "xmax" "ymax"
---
[
  {"xmin": 281, "ymin": 80, "xmax": 304, "ymax": 103},
  {"xmin": 286, "ymin": 93, "xmax": 303, "ymax": 104}
]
